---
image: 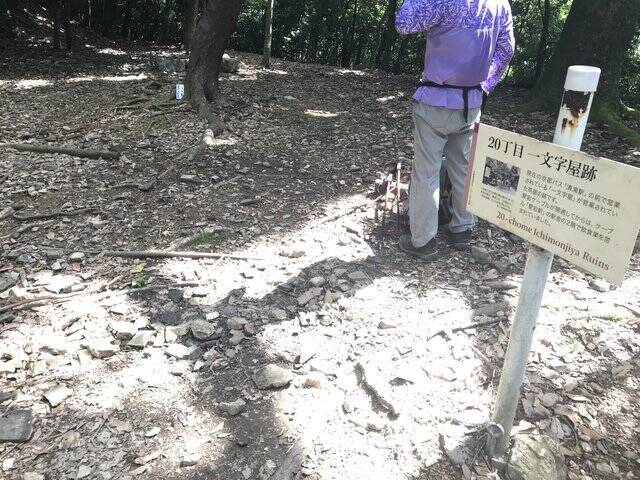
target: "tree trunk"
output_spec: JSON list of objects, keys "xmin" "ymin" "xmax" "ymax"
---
[
  {"xmin": 375, "ymin": 0, "xmax": 398, "ymax": 69},
  {"xmin": 159, "ymin": 0, "xmax": 173, "ymax": 43},
  {"xmin": 530, "ymin": 0, "xmax": 640, "ymax": 143},
  {"xmin": 84, "ymin": 0, "xmax": 90, "ymax": 28},
  {"xmin": 121, "ymin": 0, "xmax": 131, "ymax": 38},
  {"xmin": 52, "ymin": 0, "xmax": 61, "ymax": 49},
  {"xmin": 186, "ymin": 0, "xmax": 245, "ymax": 116},
  {"xmin": 340, "ymin": 0, "xmax": 358, "ymax": 67},
  {"xmin": 531, "ymin": 0, "xmax": 550, "ymax": 85},
  {"xmin": 392, "ymin": 36, "xmax": 409, "ymax": 74},
  {"xmin": 63, "ymin": 0, "xmax": 73, "ymax": 50},
  {"xmin": 102, "ymin": 0, "xmax": 117, "ymax": 35},
  {"xmin": 184, "ymin": 0, "xmax": 199, "ymax": 51},
  {"xmin": 262, "ymin": 0, "xmax": 274, "ymax": 68}
]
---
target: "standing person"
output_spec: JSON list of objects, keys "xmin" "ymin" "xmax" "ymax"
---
[{"xmin": 396, "ymin": 0, "xmax": 515, "ymax": 260}]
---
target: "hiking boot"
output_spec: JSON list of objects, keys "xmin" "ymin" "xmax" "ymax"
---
[
  {"xmin": 399, "ymin": 234, "xmax": 438, "ymax": 261},
  {"xmin": 446, "ymin": 229, "xmax": 472, "ymax": 251}
]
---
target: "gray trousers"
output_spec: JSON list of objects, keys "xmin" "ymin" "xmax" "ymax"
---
[{"xmin": 410, "ymin": 103, "xmax": 480, "ymax": 247}]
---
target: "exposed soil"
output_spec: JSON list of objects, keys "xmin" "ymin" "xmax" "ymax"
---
[{"xmin": 1, "ymin": 44, "xmax": 639, "ymax": 480}]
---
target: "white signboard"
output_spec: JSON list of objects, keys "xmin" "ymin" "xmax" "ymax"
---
[{"xmin": 465, "ymin": 124, "xmax": 640, "ymax": 285}]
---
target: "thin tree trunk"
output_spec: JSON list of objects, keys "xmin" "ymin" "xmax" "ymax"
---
[
  {"xmin": 532, "ymin": 0, "xmax": 550, "ymax": 85},
  {"xmin": 341, "ymin": 0, "xmax": 358, "ymax": 67},
  {"xmin": 121, "ymin": 0, "xmax": 131, "ymax": 37},
  {"xmin": 63, "ymin": 0, "xmax": 73, "ymax": 50},
  {"xmin": 392, "ymin": 36, "xmax": 409, "ymax": 74},
  {"xmin": 84, "ymin": 0, "xmax": 90, "ymax": 28},
  {"xmin": 375, "ymin": 0, "xmax": 398, "ymax": 69},
  {"xmin": 262, "ymin": 0, "xmax": 274, "ymax": 68},
  {"xmin": 52, "ymin": 0, "xmax": 61, "ymax": 49},
  {"xmin": 159, "ymin": 0, "xmax": 173, "ymax": 43},
  {"xmin": 186, "ymin": 0, "xmax": 245, "ymax": 117}
]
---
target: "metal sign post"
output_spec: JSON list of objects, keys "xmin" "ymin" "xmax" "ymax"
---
[{"xmin": 487, "ymin": 66, "xmax": 602, "ymax": 462}]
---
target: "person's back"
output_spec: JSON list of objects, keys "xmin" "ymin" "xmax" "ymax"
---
[
  {"xmin": 395, "ymin": 0, "xmax": 514, "ymax": 260},
  {"xmin": 397, "ymin": 0, "xmax": 513, "ymax": 110}
]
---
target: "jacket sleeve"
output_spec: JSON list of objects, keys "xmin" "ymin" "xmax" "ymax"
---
[
  {"xmin": 482, "ymin": 11, "xmax": 515, "ymax": 93},
  {"xmin": 395, "ymin": 0, "xmax": 441, "ymax": 34}
]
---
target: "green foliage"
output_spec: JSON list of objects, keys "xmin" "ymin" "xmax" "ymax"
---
[
  {"xmin": 230, "ymin": 0, "xmax": 425, "ymax": 71},
  {"xmin": 10, "ymin": 0, "xmax": 638, "ymax": 102},
  {"xmin": 621, "ymin": 34, "xmax": 640, "ymax": 103},
  {"xmin": 507, "ymin": 0, "xmax": 571, "ymax": 85}
]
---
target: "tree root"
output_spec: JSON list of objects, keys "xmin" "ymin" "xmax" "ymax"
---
[
  {"xmin": 592, "ymin": 103, "xmax": 640, "ymax": 147},
  {"xmin": 101, "ymin": 250, "xmax": 261, "ymax": 261},
  {"xmin": 13, "ymin": 206, "xmax": 97, "ymax": 222},
  {"xmin": 0, "ymin": 282, "xmax": 198, "ymax": 314},
  {"xmin": 1, "ymin": 143, "xmax": 121, "ymax": 160}
]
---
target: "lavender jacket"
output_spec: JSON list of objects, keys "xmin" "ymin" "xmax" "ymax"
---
[{"xmin": 396, "ymin": 0, "xmax": 515, "ymax": 110}]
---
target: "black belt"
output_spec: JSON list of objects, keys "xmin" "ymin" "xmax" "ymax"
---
[{"xmin": 417, "ymin": 80, "xmax": 487, "ymax": 122}]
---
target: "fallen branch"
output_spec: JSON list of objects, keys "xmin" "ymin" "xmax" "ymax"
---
[
  {"xmin": 102, "ymin": 250, "xmax": 260, "ymax": 261},
  {"xmin": 311, "ymin": 202, "xmax": 370, "ymax": 228},
  {"xmin": 13, "ymin": 206, "xmax": 96, "ymax": 222},
  {"xmin": 1, "ymin": 143, "xmax": 121, "ymax": 160},
  {"xmin": 165, "ymin": 226, "xmax": 231, "ymax": 251},
  {"xmin": 427, "ymin": 318, "xmax": 503, "ymax": 341},
  {"xmin": 212, "ymin": 175, "xmax": 243, "ymax": 190},
  {"xmin": 615, "ymin": 303, "xmax": 640, "ymax": 317},
  {"xmin": 0, "ymin": 282, "xmax": 198, "ymax": 314}
]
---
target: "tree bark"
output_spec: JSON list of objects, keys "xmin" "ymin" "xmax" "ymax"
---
[
  {"xmin": 184, "ymin": 0, "xmax": 199, "ymax": 51},
  {"xmin": 262, "ymin": 0, "xmax": 274, "ymax": 68},
  {"xmin": 375, "ymin": 0, "xmax": 398, "ymax": 69},
  {"xmin": 186, "ymin": 0, "xmax": 245, "ymax": 116},
  {"xmin": 531, "ymin": 0, "xmax": 550, "ymax": 85}
]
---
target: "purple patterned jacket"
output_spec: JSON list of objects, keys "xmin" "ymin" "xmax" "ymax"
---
[{"xmin": 396, "ymin": 0, "xmax": 515, "ymax": 110}]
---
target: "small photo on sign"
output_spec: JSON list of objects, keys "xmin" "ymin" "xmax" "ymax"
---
[{"xmin": 482, "ymin": 157, "xmax": 521, "ymax": 196}]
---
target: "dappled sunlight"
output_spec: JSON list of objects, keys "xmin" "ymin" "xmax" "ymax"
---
[
  {"xmin": 15, "ymin": 79, "xmax": 54, "ymax": 89},
  {"xmin": 262, "ymin": 69, "xmax": 289, "ymax": 76},
  {"xmin": 377, "ymin": 93, "xmax": 405, "ymax": 103},
  {"xmin": 153, "ymin": 191, "xmax": 497, "ymax": 478},
  {"xmin": 66, "ymin": 73, "xmax": 148, "ymax": 83},
  {"xmin": 97, "ymin": 48, "xmax": 128, "ymax": 56},
  {"xmin": 333, "ymin": 68, "xmax": 369, "ymax": 77},
  {"xmin": 304, "ymin": 109, "xmax": 341, "ymax": 118}
]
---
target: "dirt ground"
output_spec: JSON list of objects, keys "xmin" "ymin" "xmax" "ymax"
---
[{"xmin": 1, "ymin": 43, "xmax": 639, "ymax": 480}]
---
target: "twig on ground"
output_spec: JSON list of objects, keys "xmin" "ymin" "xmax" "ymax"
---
[
  {"xmin": 427, "ymin": 318, "xmax": 503, "ymax": 341},
  {"xmin": 13, "ymin": 206, "xmax": 97, "ymax": 222},
  {"xmin": 101, "ymin": 250, "xmax": 261, "ymax": 261},
  {"xmin": 212, "ymin": 175, "xmax": 243, "ymax": 190},
  {"xmin": 0, "ymin": 282, "xmax": 198, "ymax": 314},
  {"xmin": 165, "ymin": 226, "xmax": 231, "ymax": 251},
  {"xmin": 615, "ymin": 303, "xmax": 640, "ymax": 317},
  {"xmin": 1, "ymin": 143, "xmax": 121, "ymax": 160},
  {"xmin": 311, "ymin": 202, "xmax": 370, "ymax": 228}
]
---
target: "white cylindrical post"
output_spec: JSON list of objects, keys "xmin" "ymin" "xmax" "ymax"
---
[
  {"xmin": 553, "ymin": 66, "xmax": 601, "ymax": 150},
  {"xmin": 488, "ymin": 66, "xmax": 601, "ymax": 462}
]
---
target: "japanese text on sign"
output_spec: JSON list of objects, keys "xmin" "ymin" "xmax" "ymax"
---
[{"xmin": 465, "ymin": 124, "xmax": 640, "ymax": 285}]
